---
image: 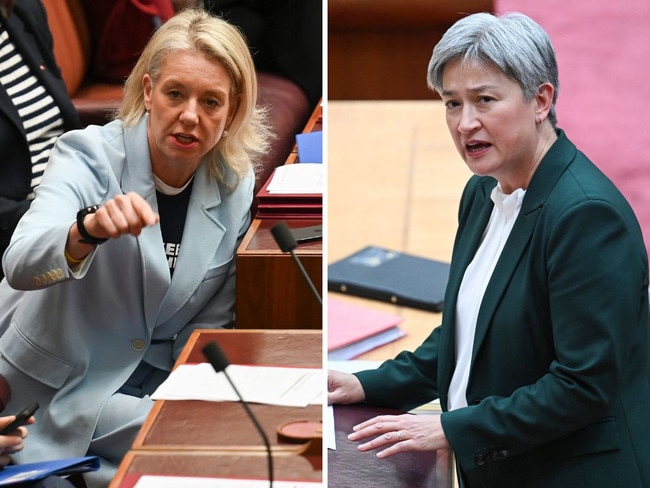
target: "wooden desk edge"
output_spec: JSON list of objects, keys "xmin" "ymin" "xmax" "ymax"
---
[
  {"xmin": 110, "ymin": 448, "xmax": 319, "ymax": 488},
  {"xmin": 175, "ymin": 329, "xmax": 322, "ymax": 368}
]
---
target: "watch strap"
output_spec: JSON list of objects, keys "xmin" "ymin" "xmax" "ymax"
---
[{"xmin": 76, "ymin": 205, "xmax": 108, "ymax": 245}]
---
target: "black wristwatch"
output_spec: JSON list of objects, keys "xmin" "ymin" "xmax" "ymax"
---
[{"xmin": 76, "ymin": 205, "xmax": 108, "ymax": 245}]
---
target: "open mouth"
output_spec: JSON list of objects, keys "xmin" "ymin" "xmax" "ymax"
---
[
  {"xmin": 465, "ymin": 142, "xmax": 491, "ymax": 154},
  {"xmin": 174, "ymin": 134, "xmax": 197, "ymax": 145}
]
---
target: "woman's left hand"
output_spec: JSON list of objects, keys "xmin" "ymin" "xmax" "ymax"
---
[{"xmin": 348, "ymin": 413, "xmax": 451, "ymax": 458}]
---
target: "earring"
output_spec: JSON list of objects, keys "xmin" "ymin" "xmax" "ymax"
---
[{"xmin": 222, "ymin": 130, "xmax": 229, "ymax": 137}]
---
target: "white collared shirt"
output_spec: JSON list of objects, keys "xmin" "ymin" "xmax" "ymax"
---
[{"xmin": 448, "ymin": 183, "xmax": 526, "ymax": 410}]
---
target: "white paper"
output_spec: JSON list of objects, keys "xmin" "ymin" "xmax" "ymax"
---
[
  {"xmin": 326, "ymin": 405, "xmax": 336, "ymax": 450},
  {"xmin": 151, "ymin": 364, "xmax": 322, "ymax": 408},
  {"xmin": 266, "ymin": 164, "xmax": 323, "ymax": 194},
  {"xmin": 326, "ymin": 362, "xmax": 382, "ymax": 451},
  {"xmin": 327, "ymin": 360, "xmax": 383, "ymax": 374},
  {"xmin": 134, "ymin": 476, "xmax": 322, "ymax": 487}
]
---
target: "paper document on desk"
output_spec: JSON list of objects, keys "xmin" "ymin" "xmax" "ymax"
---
[
  {"xmin": 135, "ymin": 476, "xmax": 322, "ymax": 487},
  {"xmin": 266, "ymin": 163, "xmax": 323, "ymax": 194},
  {"xmin": 152, "ymin": 364, "xmax": 322, "ymax": 408}
]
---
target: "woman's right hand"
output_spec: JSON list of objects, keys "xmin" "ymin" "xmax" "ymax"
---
[
  {"xmin": 327, "ymin": 370, "xmax": 366, "ymax": 405},
  {"xmin": 65, "ymin": 192, "xmax": 160, "ymax": 262},
  {"xmin": 78, "ymin": 192, "xmax": 160, "ymax": 241},
  {"xmin": 0, "ymin": 415, "xmax": 32, "ymax": 468}
]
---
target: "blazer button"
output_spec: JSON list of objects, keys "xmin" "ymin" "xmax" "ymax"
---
[
  {"xmin": 131, "ymin": 339, "xmax": 146, "ymax": 351},
  {"xmin": 474, "ymin": 454, "xmax": 486, "ymax": 466}
]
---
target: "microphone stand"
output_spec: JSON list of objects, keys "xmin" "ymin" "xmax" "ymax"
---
[
  {"xmin": 270, "ymin": 221, "xmax": 322, "ymax": 307},
  {"xmin": 203, "ymin": 342, "xmax": 274, "ymax": 488}
]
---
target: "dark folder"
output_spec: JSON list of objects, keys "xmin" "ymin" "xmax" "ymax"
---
[{"xmin": 328, "ymin": 246, "xmax": 450, "ymax": 312}]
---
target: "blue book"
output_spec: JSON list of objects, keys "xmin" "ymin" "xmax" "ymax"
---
[
  {"xmin": 296, "ymin": 131, "xmax": 322, "ymax": 163},
  {"xmin": 0, "ymin": 456, "xmax": 99, "ymax": 485}
]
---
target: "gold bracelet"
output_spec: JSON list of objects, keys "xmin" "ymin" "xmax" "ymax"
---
[{"xmin": 64, "ymin": 248, "xmax": 84, "ymax": 265}]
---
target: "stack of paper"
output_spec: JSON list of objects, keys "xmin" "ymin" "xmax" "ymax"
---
[
  {"xmin": 256, "ymin": 164, "xmax": 323, "ymax": 219},
  {"xmin": 328, "ymin": 297, "xmax": 405, "ymax": 360}
]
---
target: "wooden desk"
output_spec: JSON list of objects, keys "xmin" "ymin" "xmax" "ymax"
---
[
  {"xmin": 236, "ymin": 104, "xmax": 323, "ymax": 330},
  {"xmin": 132, "ymin": 330, "xmax": 321, "ymax": 452},
  {"xmin": 329, "ymin": 405, "xmax": 453, "ymax": 488},
  {"xmin": 328, "ymin": 100, "xmax": 470, "ymax": 359},
  {"xmin": 236, "ymin": 219, "xmax": 322, "ymax": 330},
  {"xmin": 110, "ymin": 329, "xmax": 322, "ymax": 487},
  {"xmin": 112, "ymin": 451, "xmax": 321, "ymax": 487}
]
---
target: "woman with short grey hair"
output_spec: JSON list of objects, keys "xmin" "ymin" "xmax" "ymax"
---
[{"xmin": 329, "ymin": 11, "xmax": 650, "ymax": 488}]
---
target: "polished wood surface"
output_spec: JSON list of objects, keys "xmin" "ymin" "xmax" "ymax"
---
[
  {"xmin": 330, "ymin": 405, "xmax": 453, "ymax": 488},
  {"xmin": 328, "ymin": 1, "xmax": 492, "ymax": 100},
  {"xmin": 236, "ymin": 219, "xmax": 322, "ymax": 330},
  {"xmin": 132, "ymin": 399, "xmax": 322, "ymax": 453},
  {"xmin": 236, "ymin": 104, "xmax": 323, "ymax": 330},
  {"xmin": 328, "ymin": 100, "xmax": 471, "ymax": 359},
  {"xmin": 111, "ymin": 451, "xmax": 320, "ymax": 488},
  {"xmin": 177, "ymin": 328, "xmax": 322, "ymax": 367},
  {"xmin": 132, "ymin": 330, "xmax": 322, "ymax": 453}
]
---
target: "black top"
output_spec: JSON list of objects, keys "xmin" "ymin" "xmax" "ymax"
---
[{"xmin": 156, "ymin": 180, "xmax": 193, "ymax": 276}]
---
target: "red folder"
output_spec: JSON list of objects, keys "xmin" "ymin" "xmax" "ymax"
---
[{"xmin": 328, "ymin": 297, "xmax": 405, "ymax": 359}]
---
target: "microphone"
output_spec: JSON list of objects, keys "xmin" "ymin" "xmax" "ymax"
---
[
  {"xmin": 270, "ymin": 221, "xmax": 322, "ymax": 307},
  {"xmin": 202, "ymin": 341, "xmax": 274, "ymax": 488}
]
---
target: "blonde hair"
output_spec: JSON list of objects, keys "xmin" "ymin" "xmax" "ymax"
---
[{"xmin": 117, "ymin": 8, "xmax": 272, "ymax": 188}]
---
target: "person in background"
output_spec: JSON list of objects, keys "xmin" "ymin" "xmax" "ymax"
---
[
  {"xmin": 328, "ymin": 12, "xmax": 650, "ymax": 488},
  {"xmin": 79, "ymin": 0, "xmax": 177, "ymax": 85},
  {"xmin": 203, "ymin": 0, "xmax": 322, "ymax": 111},
  {"xmin": 0, "ymin": 8, "xmax": 270, "ymax": 487},
  {"xmin": 0, "ymin": 0, "xmax": 80, "ymax": 280}
]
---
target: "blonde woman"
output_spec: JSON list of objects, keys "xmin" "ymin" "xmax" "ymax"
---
[{"xmin": 0, "ymin": 9, "xmax": 271, "ymax": 486}]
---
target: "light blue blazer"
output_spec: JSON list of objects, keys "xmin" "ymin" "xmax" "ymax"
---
[{"xmin": 0, "ymin": 116, "xmax": 253, "ymax": 464}]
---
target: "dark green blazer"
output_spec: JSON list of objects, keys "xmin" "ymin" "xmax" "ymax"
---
[{"xmin": 356, "ymin": 131, "xmax": 650, "ymax": 488}]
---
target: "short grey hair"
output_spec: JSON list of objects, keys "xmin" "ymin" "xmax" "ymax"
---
[{"xmin": 427, "ymin": 12, "xmax": 559, "ymax": 126}]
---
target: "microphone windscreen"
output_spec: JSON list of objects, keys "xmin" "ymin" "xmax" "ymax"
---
[
  {"xmin": 202, "ymin": 341, "xmax": 230, "ymax": 372},
  {"xmin": 270, "ymin": 221, "xmax": 297, "ymax": 253}
]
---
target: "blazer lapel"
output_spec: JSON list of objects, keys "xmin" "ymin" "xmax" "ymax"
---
[
  {"xmin": 470, "ymin": 130, "xmax": 576, "ymax": 365},
  {"xmin": 122, "ymin": 118, "xmax": 171, "ymax": 329},
  {"xmin": 438, "ymin": 179, "xmax": 495, "ymax": 398},
  {"xmin": 155, "ymin": 160, "xmax": 224, "ymax": 325},
  {"xmin": 470, "ymin": 207, "xmax": 539, "ymax": 363}
]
